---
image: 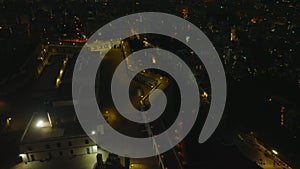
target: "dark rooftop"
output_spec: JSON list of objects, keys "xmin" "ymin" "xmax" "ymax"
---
[{"xmin": 20, "ymin": 108, "xmax": 85, "ymax": 144}]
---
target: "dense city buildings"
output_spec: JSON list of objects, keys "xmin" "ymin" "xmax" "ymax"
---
[{"xmin": 0, "ymin": 0, "xmax": 299, "ymax": 169}]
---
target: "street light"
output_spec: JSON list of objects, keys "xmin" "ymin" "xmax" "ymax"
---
[
  {"xmin": 152, "ymin": 56, "xmax": 156, "ymax": 64},
  {"xmin": 201, "ymin": 91, "xmax": 208, "ymax": 98},
  {"xmin": 36, "ymin": 120, "xmax": 44, "ymax": 128},
  {"xmin": 272, "ymin": 149, "xmax": 278, "ymax": 155}
]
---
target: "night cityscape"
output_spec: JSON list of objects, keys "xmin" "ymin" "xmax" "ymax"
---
[{"xmin": 0, "ymin": 0, "xmax": 299, "ymax": 169}]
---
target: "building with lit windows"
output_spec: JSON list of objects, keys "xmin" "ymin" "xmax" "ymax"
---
[{"xmin": 18, "ymin": 111, "xmax": 102, "ymax": 163}]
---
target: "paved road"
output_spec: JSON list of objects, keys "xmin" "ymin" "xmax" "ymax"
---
[
  {"xmin": 96, "ymin": 46, "xmax": 162, "ymax": 169},
  {"xmin": 123, "ymin": 41, "xmax": 188, "ymax": 169},
  {"xmin": 235, "ymin": 132, "xmax": 292, "ymax": 169}
]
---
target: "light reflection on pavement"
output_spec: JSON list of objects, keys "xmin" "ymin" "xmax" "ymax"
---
[{"xmin": 235, "ymin": 132, "xmax": 292, "ymax": 169}]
